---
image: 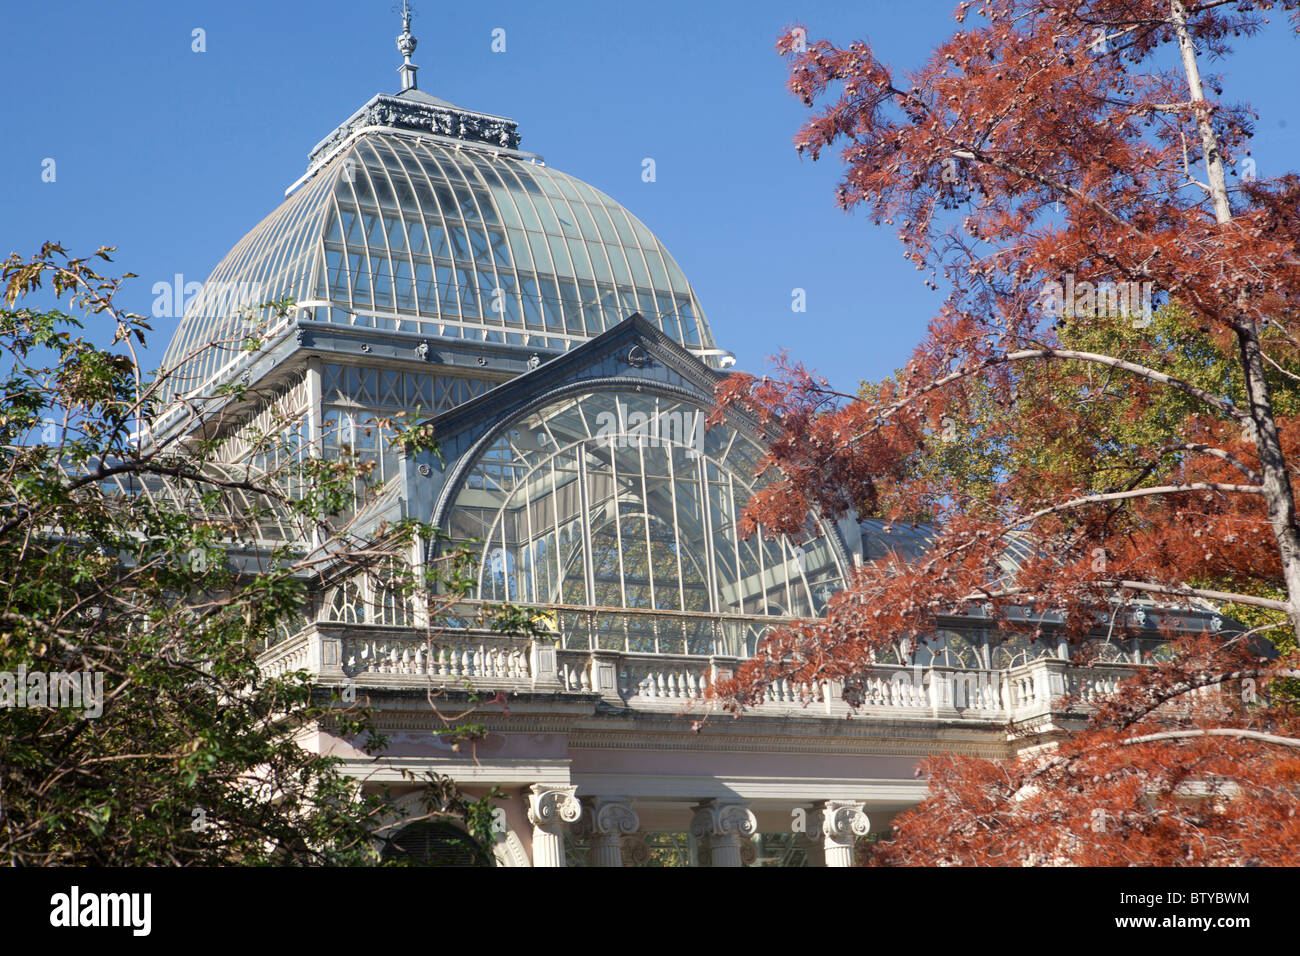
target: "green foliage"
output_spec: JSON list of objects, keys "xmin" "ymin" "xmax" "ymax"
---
[
  {"xmin": 878, "ymin": 304, "xmax": 1300, "ymax": 519},
  {"xmin": 0, "ymin": 244, "xmax": 499, "ymax": 865},
  {"xmin": 868, "ymin": 300, "xmax": 1300, "ymax": 670}
]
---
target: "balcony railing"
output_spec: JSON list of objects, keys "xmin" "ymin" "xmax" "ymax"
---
[{"xmin": 261, "ymin": 621, "xmax": 1149, "ymax": 726}]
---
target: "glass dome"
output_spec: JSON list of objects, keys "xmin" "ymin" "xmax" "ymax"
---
[{"xmin": 161, "ymin": 131, "xmax": 716, "ymax": 395}]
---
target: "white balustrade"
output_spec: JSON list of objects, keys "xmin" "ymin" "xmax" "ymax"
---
[
  {"xmin": 340, "ymin": 634, "xmax": 532, "ymax": 683},
  {"xmin": 617, "ymin": 660, "xmax": 712, "ymax": 702},
  {"xmin": 260, "ymin": 640, "xmax": 312, "ymax": 678},
  {"xmin": 260, "ymin": 626, "xmax": 1140, "ymax": 728}
]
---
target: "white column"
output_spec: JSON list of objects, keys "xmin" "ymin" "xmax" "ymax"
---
[
  {"xmin": 304, "ymin": 357, "xmax": 323, "ymax": 551},
  {"xmin": 584, "ymin": 797, "xmax": 640, "ymax": 868},
  {"xmin": 813, "ymin": 800, "xmax": 870, "ymax": 867},
  {"xmin": 690, "ymin": 800, "xmax": 757, "ymax": 868},
  {"xmin": 527, "ymin": 785, "xmax": 581, "ymax": 867}
]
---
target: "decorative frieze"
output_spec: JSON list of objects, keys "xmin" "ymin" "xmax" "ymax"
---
[{"xmin": 308, "ymin": 94, "xmax": 522, "ymax": 173}]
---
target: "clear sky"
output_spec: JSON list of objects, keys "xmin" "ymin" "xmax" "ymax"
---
[{"xmin": 2, "ymin": 0, "xmax": 1297, "ymax": 391}]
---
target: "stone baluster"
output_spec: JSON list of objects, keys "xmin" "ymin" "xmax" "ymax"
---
[
  {"xmin": 582, "ymin": 797, "xmax": 640, "ymax": 868},
  {"xmin": 527, "ymin": 784, "xmax": 581, "ymax": 868},
  {"xmin": 690, "ymin": 799, "xmax": 757, "ymax": 867}
]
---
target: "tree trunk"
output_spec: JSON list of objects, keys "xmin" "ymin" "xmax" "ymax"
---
[
  {"xmin": 1235, "ymin": 323, "xmax": 1300, "ymax": 636},
  {"xmin": 1170, "ymin": 1, "xmax": 1232, "ymax": 224},
  {"xmin": 1171, "ymin": 0, "xmax": 1300, "ymax": 636}
]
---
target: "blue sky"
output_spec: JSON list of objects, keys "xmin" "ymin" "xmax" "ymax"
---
[{"xmin": 2, "ymin": 0, "xmax": 1297, "ymax": 391}]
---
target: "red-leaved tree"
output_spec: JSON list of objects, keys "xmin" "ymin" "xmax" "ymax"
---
[{"xmin": 714, "ymin": 0, "xmax": 1300, "ymax": 864}]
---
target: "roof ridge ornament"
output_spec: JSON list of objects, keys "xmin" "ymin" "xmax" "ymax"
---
[
  {"xmin": 294, "ymin": 1, "xmax": 526, "ymax": 183},
  {"xmin": 395, "ymin": 1, "xmax": 419, "ymax": 92},
  {"xmin": 304, "ymin": 92, "xmax": 523, "ymax": 174}
]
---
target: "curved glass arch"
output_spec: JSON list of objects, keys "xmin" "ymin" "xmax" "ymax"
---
[
  {"xmin": 162, "ymin": 132, "xmax": 716, "ymax": 397},
  {"xmin": 912, "ymin": 629, "xmax": 984, "ymax": 669},
  {"xmin": 441, "ymin": 389, "xmax": 846, "ymax": 654}
]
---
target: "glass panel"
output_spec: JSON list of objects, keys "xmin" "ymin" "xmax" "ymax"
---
[
  {"xmin": 161, "ymin": 129, "xmax": 722, "ymax": 396},
  {"xmin": 442, "ymin": 390, "xmax": 846, "ymax": 652}
]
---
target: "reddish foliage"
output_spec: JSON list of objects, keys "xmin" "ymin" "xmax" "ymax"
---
[
  {"xmin": 876, "ymin": 638, "xmax": 1300, "ymax": 865},
  {"xmin": 713, "ymin": 1, "xmax": 1300, "ymax": 864}
]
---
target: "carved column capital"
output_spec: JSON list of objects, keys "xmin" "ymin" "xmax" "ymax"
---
[
  {"xmin": 528, "ymin": 784, "xmax": 580, "ymax": 868},
  {"xmin": 620, "ymin": 832, "xmax": 650, "ymax": 867},
  {"xmin": 820, "ymin": 800, "xmax": 871, "ymax": 847},
  {"xmin": 581, "ymin": 796, "xmax": 639, "ymax": 867},
  {"xmin": 689, "ymin": 800, "xmax": 757, "ymax": 840},
  {"xmin": 810, "ymin": 799, "xmax": 870, "ymax": 867},
  {"xmin": 691, "ymin": 799, "xmax": 757, "ymax": 867},
  {"xmin": 527, "ymin": 784, "xmax": 581, "ymax": 832},
  {"xmin": 585, "ymin": 797, "xmax": 639, "ymax": 837}
]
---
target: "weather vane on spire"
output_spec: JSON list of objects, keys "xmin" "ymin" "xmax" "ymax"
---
[{"xmin": 394, "ymin": 1, "xmax": 419, "ymax": 92}]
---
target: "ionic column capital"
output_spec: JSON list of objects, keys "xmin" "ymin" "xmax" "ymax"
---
[
  {"xmin": 810, "ymin": 799, "xmax": 870, "ymax": 867},
  {"xmin": 581, "ymin": 796, "xmax": 639, "ymax": 867},
  {"xmin": 583, "ymin": 796, "xmax": 639, "ymax": 837},
  {"xmin": 690, "ymin": 799, "xmax": 757, "ymax": 841},
  {"xmin": 819, "ymin": 800, "xmax": 871, "ymax": 847},
  {"xmin": 527, "ymin": 784, "xmax": 582, "ymax": 833},
  {"xmin": 691, "ymin": 799, "xmax": 756, "ymax": 867},
  {"xmin": 620, "ymin": 832, "xmax": 650, "ymax": 867}
]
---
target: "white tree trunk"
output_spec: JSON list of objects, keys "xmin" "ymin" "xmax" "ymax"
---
[{"xmin": 1170, "ymin": 0, "xmax": 1300, "ymax": 637}]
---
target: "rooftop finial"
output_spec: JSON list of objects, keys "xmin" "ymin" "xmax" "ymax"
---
[{"xmin": 395, "ymin": 1, "xmax": 419, "ymax": 92}]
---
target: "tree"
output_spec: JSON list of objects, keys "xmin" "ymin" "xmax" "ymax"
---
[
  {"xmin": 880, "ymin": 300, "xmax": 1299, "ymax": 668},
  {"xmin": 0, "ymin": 243, "xmax": 498, "ymax": 865},
  {"xmin": 712, "ymin": 1, "xmax": 1300, "ymax": 864}
]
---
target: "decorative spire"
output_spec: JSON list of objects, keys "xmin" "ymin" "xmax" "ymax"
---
[{"xmin": 395, "ymin": 1, "xmax": 419, "ymax": 92}]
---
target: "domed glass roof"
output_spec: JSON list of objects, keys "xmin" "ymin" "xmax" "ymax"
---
[{"xmin": 162, "ymin": 124, "xmax": 717, "ymax": 395}]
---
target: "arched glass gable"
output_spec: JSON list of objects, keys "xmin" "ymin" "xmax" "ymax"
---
[
  {"xmin": 162, "ymin": 132, "xmax": 716, "ymax": 395},
  {"xmin": 441, "ymin": 389, "xmax": 846, "ymax": 655}
]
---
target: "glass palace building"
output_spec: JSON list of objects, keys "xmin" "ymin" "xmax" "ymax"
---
[{"xmin": 155, "ymin": 16, "xmax": 1223, "ymax": 866}]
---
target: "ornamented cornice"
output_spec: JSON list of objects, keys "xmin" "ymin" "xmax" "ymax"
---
[{"xmin": 565, "ymin": 727, "xmax": 1012, "ymax": 758}]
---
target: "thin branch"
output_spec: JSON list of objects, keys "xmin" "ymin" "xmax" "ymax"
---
[
  {"xmin": 1013, "ymin": 482, "xmax": 1264, "ymax": 528},
  {"xmin": 1120, "ymin": 728, "xmax": 1300, "ymax": 750},
  {"xmin": 852, "ymin": 346, "xmax": 1247, "ymax": 444}
]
